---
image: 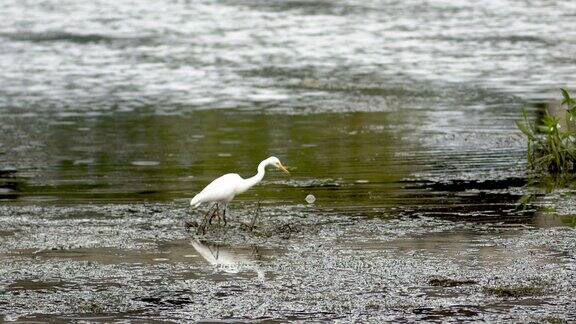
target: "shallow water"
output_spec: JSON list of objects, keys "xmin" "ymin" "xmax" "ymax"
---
[{"xmin": 0, "ymin": 0, "xmax": 576, "ymax": 322}]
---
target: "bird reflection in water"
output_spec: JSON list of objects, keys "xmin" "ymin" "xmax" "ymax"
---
[{"xmin": 190, "ymin": 239, "xmax": 266, "ymax": 281}]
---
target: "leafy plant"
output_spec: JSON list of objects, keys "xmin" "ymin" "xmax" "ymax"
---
[
  {"xmin": 561, "ymin": 88, "xmax": 576, "ymax": 120},
  {"xmin": 516, "ymin": 88, "xmax": 576, "ymax": 173}
]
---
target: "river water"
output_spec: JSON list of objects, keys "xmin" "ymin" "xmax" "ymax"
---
[{"xmin": 0, "ymin": 0, "xmax": 575, "ymax": 322}]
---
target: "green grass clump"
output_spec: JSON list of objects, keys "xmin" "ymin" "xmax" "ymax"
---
[{"xmin": 516, "ymin": 89, "xmax": 576, "ymax": 173}]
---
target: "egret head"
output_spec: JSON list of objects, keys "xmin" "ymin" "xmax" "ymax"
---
[{"xmin": 267, "ymin": 156, "xmax": 290, "ymax": 174}]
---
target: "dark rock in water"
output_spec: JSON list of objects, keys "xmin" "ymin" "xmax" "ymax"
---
[
  {"xmin": 429, "ymin": 277, "xmax": 477, "ymax": 287},
  {"xmin": 484, "ymin": 285, "xmax": 542, "ymax": 298}
]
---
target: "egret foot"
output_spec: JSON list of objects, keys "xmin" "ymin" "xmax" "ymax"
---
[
  {"xmin": 185, "ymin": 206, "xmax": 200, "ymax": 232},
  {"xmin": 184, "ymin": 220, "xmax": 198, "ymax": 232}
]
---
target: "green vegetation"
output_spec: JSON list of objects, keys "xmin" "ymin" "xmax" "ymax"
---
[
  {"xmin": 516, "ymin": 90, "xmax": 576, "ymax": 210},
  {"xmin": 516, "ymin": 89, "xmax": 576, "ymax": 173}
]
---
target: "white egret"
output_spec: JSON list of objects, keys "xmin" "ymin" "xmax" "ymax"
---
[{"xmin": 188, "ymin": 156, "xmax": 289, "ymax": 232}]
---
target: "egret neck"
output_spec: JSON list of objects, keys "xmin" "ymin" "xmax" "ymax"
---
[{"xmin": 236, "ymin": 159, "xmax": 269, "ymax": 194}]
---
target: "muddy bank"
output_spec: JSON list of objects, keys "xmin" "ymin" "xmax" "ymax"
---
[{"xmin": 0, "ymin": 204, "xmax": 574, "ymax": 322}]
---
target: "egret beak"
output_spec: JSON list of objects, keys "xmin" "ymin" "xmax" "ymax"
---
[{"xmin": 277, "ymin": 163, "xmax": 290, "ymax": 174}]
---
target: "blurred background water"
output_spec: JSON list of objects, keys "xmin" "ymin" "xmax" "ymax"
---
[{"xmin": 0, "ymin": 0, "xmax": 575, "ymax": 212}]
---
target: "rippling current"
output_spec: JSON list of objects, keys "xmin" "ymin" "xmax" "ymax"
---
[{"xmin": 0, "ymin": 0, "xmax": 576, "ymax": 212}]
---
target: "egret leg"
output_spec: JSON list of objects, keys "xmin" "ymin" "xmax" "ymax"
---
[
  {"xmin": 222, "ymin": 207, "xmax": 227, "ymax": 226},
  {"xmin": 215, "ymin": 203, "xmax": 225, "ymax": 227},
  {"xmin": 212, "ymin": 203, "xmax": 227, "ymax": 227},
  {"xmin": 203, "ymin": 203, "xmax": 217, "ymax": 224},
  {"xmin": 208, "ymin": 203, "xmax": 220, "ymax": 226},
  {"xmin": 249, "ymin": 201, "xmax": 261, "ymax": 232},
  {"xmin": 198, "ymin": 203, "xmax": 218, "ymax": 234},
  {"xmin": 215, "ymin": 207, "xmax": 221, "ymax": 226}
]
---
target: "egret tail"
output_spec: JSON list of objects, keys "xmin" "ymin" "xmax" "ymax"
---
[{"xmin": 190, "ymin": 194, "xmax": 203, "ymax": 208}]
